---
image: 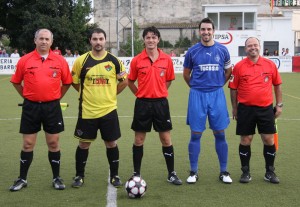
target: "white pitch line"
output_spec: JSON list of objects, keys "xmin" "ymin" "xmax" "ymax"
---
[
  {"xmin": 106, "ymin": 171, "xmax": 117, "ymax": 207},
  {"xmin": 283, "ymin": 93, "xmax": 300, "ymax": 100}
]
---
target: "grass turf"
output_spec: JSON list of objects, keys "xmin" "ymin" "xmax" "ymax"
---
[{"xmin": 0, "ymin": 73, "xmax": 299, "ymax": 207}]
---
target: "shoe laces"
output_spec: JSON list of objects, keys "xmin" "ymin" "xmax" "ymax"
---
[
  {"xmin": 221, "ymin": 171, "xmax": 230, "ymax": 176},
  {"xmin": 54, "ymin": 177, "xmax": 64, "ymax": 184},
  {"xmin": 189, "ymin": 171, "xmax": 197, "ymax": 176}
]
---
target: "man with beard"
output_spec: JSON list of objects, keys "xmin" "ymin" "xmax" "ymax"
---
[
  {"xmin": 228, "ymin": 37, "xmax": 282, "ymax": 184},
  {"xmin": 71, "ymin": 28, "xmax": 128, "ymax": 188},
  {"xmin": 183, "ymin": 17, "xmax": 233, "ymax": 184}
]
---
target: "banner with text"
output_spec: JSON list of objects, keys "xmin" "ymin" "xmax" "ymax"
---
[{"xmin": 0, "ymin": 56, "xmax": 293, "ymax": 75}]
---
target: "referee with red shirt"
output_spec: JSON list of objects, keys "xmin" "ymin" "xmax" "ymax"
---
[
  {"xmin": 229, "ymin": 37, "xmax": 282, "ymax": 184},
  {"xmin": 128, "ymin": 26, "xmax": 182, "ymax": 185},
  {"xmin": 9, "ymin": 29, "xmax": 72, "ymax": 191}
]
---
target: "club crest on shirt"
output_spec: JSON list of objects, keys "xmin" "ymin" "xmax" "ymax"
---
[
  {"xmin": 52, "ymin": 70, "xmax": 57, "ymax": 78},
  {"xmin": 215, "ymin": 55, "xmax": 220, "ymax": 62},
  {"xmin": 264, "ymin": 76, "xmax": 269, "ymax": 82},
  {"xmin": 105, "ymin": 64, "xmax": 112, "ymax": 71},
  {"xmin": 160, "ymin": 70, "xmax": 165, "ymax": 77}
]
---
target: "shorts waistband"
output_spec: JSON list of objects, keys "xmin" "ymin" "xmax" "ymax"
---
[
  {"xmin": 137, "ymin": 97, "xmax": 166, "ymax": 102},
  {"xmin": 25, "ymin": 98, "xmax": 60, "ymax": 104}
]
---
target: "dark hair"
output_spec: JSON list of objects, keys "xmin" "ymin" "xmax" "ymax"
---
[
  {"xmin": 142, "ymin": 26, "xmax": 160, "ymax": 39},
  {"xmin": 199, "ymin": 17, "xmax": 215, "ymax": 30},
  {"xmin": 89, "ymin": 28, "xmax": 106, "ymax": 40}
]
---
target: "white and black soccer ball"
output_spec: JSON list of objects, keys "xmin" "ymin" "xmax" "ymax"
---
[{"xmin": 125, "ymin": 176, "xmax": 147, "ymax": 198}]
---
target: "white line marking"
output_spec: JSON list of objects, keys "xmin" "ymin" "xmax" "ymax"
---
[
  {"xmin": 106, "ymin": 171, "xmax": 117, "ymax": 207},
  {"xmin": 283, "ymin": 93, "xmax": 300, "ymax": 100}
]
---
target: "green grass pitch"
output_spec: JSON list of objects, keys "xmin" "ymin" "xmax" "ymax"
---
[{"xmin": 0, "ymin": 73, "xmax": 299, "ymax": 207}]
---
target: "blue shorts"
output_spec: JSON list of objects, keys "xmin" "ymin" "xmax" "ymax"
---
[{"xmin": 186, "ymin": 88, "xmax": 230, "ymax": 132}]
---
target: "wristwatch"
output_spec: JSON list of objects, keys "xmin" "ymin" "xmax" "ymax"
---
[{"xmin": 276, "ymin": 103, "xmax": 283, "ymax": 107}]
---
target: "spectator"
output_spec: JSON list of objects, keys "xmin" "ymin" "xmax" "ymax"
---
[
  {"xmin": 10, "ymin": 49, "xmax": 20, "ymax": 58},
  {"xmin": 284, "ymin": 48, "xmax": 290, "ymax": 56},
  {"xmin": 169, "ymin": 50, "xmax": 176, "ymax": 57},
  {"xmin": 21, "ymin": 50, "xmax": 27, "ymax": 56},
  {"xmin": 53, "ymin": 46, "xmax": 62, "ymax": 55},
  {"xmin": 64, "ymin": 49, "xmax": 73, "ymax": 57},
  {"xmin": 0, "ymin": 49, "xmax": 9, "ymax": 57},
  {"xmin": 281, "ymin": 48, "xmax": 286, "ymax": 56},
  {"xmin": 273, "ymin": 50, "xmax": 279, "ymax": 56},
  {"xmin": 74, "ymin": 50, "xmax": 80, "ymax": 58},
  {"xmin": 263, "ymin": 49, "xmax": 269, "ymax": 56}
]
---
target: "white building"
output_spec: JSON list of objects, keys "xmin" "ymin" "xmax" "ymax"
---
[{"xmin": 93, "ymin": 0, "xmax": 300, "ymax": 57}]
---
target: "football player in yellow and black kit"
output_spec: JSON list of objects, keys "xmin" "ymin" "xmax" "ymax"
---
[{"xmin": 71, "ymin": 28, "xmax": 127, "ymax": 188}]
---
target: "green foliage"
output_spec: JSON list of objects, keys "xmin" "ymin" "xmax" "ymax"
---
[
  {"xmin": 0, "ymin": 0, "xmax": 96, "ymax": 54},
  {"xmin": 174, "ymin": 36, "xmax": 191, "ymax": 48},
  {"xmin": 158, "ymin": 38, "xmax": 173, "ymax": 48},
  {"xmin": 120, "ymin": 21, "xmax": 144, "ymax": 57},
  {"xmin": 0, "ymin": 35, "xmax": 10, "ymax": 47}
]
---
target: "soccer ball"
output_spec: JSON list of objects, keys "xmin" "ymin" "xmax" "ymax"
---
[{"xmin": 125, "ymin": 176, "xmax": 147, "ymax": 198}]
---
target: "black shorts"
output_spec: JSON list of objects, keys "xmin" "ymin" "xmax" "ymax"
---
[
  {"xmin": 20, "ymin": 99, "xmax": 64, "ymax": 134},
  {"xmin": 74, "ymin": 109, "xmax": 121, "ymax": 142},
  {"xmin": 236, "ymin": 103, "xmax": 276, "ymax": 135},
  {"xmin": 131, "ymin": 98, "xmax": 172, "ymax": 132}
]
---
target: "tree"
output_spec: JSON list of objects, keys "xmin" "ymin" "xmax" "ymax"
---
[
  {"xmin": 174, "ymin": 37, "xmax": 191, "ymax": 48},
  {"xmin": 158, "ymin": 38, "xmax": 173, "ymax": 48},
  {"xmin": 120, "ymin": 21, "xmax": 144, "ymax": 57},
  {"xmin": 0, "ymin": 0, "xmax": 96, "ymax": 54}
]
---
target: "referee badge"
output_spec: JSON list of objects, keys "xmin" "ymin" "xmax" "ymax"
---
[
  {"xmin": 52, "ymin": 70, "xmax": 57, "ymax": 78},
  {"xmin": 264, "ymin": 76, "xmax": 269, "ymax": 82}
]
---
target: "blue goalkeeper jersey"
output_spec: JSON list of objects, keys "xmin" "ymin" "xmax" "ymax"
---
[{"xmin": 183, "ymin": 42, "xmax": 231, "ymax": 92}]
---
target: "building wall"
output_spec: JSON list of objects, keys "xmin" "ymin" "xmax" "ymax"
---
[{"xmin": 94, "ymin": 0, "xmax": 297, "ymax": 56}]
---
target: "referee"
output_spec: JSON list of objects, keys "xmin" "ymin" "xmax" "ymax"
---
[{"xmin": 9, "ymin": 28, "xmax": 72, "ymax": 191}]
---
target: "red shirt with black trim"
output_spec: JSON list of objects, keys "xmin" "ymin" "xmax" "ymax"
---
[
  {"xmin": 128, "ymin": 49, "xmax": 175, "ymax": 98},
  {"xmin": 228, "ymin": 56, "xmax": 282, "ymax": 107},
  {"xmin": 11, "ymin": 49, "xmax": 72, "ymax": 102}
]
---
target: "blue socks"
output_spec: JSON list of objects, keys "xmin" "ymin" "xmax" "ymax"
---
[
  {"xmin": 214, "ymin": 132, "xmax": 228, "ymax": 172},
  {"xmin": 188, "ymin": 133, "xmax": 202, "ymax": 172}
]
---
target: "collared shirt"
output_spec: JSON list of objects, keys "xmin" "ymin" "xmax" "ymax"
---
[
  {"xmin": 228, "ymin": 56, "xmax": 282, "ymax": 107},
  {"xmin": 72, "ymin": 51, "xmax": 127, "ymax": 119},
  {"xmin": 11, "ymin": 49, "xmax": 72, "ymax": 102},
  {"xmin": 128, "ymin": 49, "xmax": 175, "ymax": 98}
]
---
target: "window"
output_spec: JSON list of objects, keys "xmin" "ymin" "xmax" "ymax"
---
[
  {"xmin": 244, "ymin": 13, "xmax": 255, "ymax": 30},
  {"xmin": 207, "ymin": 13, "xmax": 218, "ymax": 29},
  {"xmin": 208, "ymin": 12, "xmax": 255, "ymax": 30}
]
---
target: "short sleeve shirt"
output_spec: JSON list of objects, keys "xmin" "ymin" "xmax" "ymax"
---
[
  {"xmin": 10, "ymin": 50, "xmax": 72, "ymax": 102},
  {"xmin": 72, "ymin": 51, "xmax": 127, "ymax": 118},
  {"xmin": 228, "ymin": 56, "xmax": 282, "ymax": 107},
  {"xmin": 183, "ymin": 42, "xmax": 231, "ymax": 92},
  {"xmin": 128, "ymin": 49, "xmax": 175, "ymax": 98}
]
